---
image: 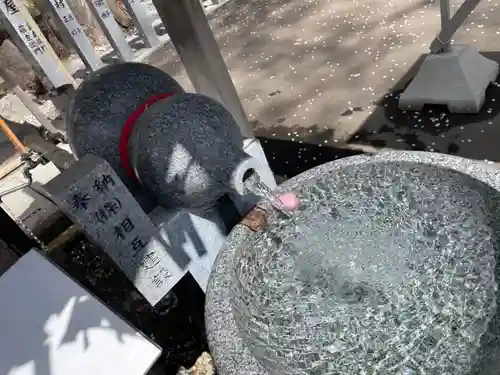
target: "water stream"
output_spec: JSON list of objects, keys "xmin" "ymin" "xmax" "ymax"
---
[
  {"xmin": 242, "ymin": 174, "xmax": 318, "ymax": 263},
  {"xmin": 242, "ymin": 174, "xmax": 293, "ymax": 218}
]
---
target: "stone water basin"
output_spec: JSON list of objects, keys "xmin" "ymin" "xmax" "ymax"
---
[{"xmin": 206, "ymin": 151, "xmax": 500, "ymax": 375}]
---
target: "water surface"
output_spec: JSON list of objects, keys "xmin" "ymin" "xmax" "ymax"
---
[{"xmin": 234, "ymin": 162, "xmax": 499, "ymax": 375}]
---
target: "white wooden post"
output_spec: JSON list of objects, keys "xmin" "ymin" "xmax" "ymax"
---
[
  {"xmin": 43, "ymin": 0, "xmax": 104, "ymax": 71},
  {"xmin": 123, "ymin": 0, "xmax": 160, "ymax": 48},
  {"xmin": 0, "ymin": 0, "xmax": 75, "ymax": 88},
  {"xmin": 85, "ymin": 0, "xmax": 134, "ymax": 61}
]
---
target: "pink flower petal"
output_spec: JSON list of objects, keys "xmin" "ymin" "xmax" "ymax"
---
[{"xmin": 279, "ymin": 192, "xmax": 300, "ymax": 211}]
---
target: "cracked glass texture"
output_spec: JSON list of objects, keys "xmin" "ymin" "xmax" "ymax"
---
[{"xmin": 232, "ymin": 162, "xmax": 500, "ymax": 375}]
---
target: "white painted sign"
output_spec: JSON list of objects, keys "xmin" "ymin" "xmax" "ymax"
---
[
  {"xmin": 86, "ymin": 0, "xmax": 133, "ymax": 61},
  {"xmin": 0, "ymin": 250, "xmax": 162, "ymax": 375},
  {"xmin": 46, "ymin": 0, "xmax": 103, "ymax": 70},
  {"xmin": 0, "ymin": 0, "xmax": 75, "ymax": 88}
]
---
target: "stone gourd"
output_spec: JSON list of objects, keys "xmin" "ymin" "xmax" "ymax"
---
[
  {"xmin": 128, "ymin": 93, "xmax": 260, "ymax": 209},
  {"xmin": 67, "ymin": 62, "xmax": 261, "ymax": 210},
  {"xmin": 67, "ymin": 62, "xmax": 184, "ymax": 191}
]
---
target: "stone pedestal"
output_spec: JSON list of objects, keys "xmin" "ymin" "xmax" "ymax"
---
[
  {"xmin": 399, "ymin": 44, "xmax": 499, "ymax": 114},
  {"xmin": 150, "ymin": 204, "xmax": 229, "ymax": 291}
]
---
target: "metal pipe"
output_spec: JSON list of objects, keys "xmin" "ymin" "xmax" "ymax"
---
[
  {"xmin": 440, "ymin": 0, "xmax": 451, "ymax": 53},
  {"xmin": 24, "ymin": 134, "xmax": 76, "ymax": 171},
  {"xmin": 0, "ymin": 166, "xmax": 33, "ymax": 199},
  {"xmin": 430, "ymin": 0, "xmax": 481, "ymax": 54},
  {"xmin": 0, "ymin": 118, "xmax": 27, "ymax": 154}
]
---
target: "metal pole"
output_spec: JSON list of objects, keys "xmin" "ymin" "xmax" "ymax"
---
[
  {"xmin": 440, "ymin": 0, "xmax": 451, "ymax": 53},
  {"xmin": 0, "ymin": 118, "xmax": 28, "ymax": 154},
  {"xmin": 151, "ymin": 0, "xmax": 253, "ymax": 138},
  {"xmin": 430, "ymin": 0, "xmax": 480, "ymax": 54}
]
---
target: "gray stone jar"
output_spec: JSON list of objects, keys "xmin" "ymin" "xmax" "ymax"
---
[
  {"xmin": 128, "ymin": 93, "xmax": 261, "ymax": 209},
  {"xmin": 67, "ymin": 62, "xmax": 184, "ymax": 190},
  {"xmin": 66, "ymin": 62, "xmax": 184, "ymax": 212}
]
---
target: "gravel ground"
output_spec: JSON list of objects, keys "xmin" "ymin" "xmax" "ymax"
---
[{"xmin": 176, "ymin": 352, "xmax": 214, "ymax": 375}]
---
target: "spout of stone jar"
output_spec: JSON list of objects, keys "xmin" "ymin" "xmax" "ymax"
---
[
  {"xmin": 229, "ymin": 155, "xmax": 267, "ymax": 215},
  {"xmin": 231, "ymin": 156, "xmax": 263, "ymax": 195}
]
